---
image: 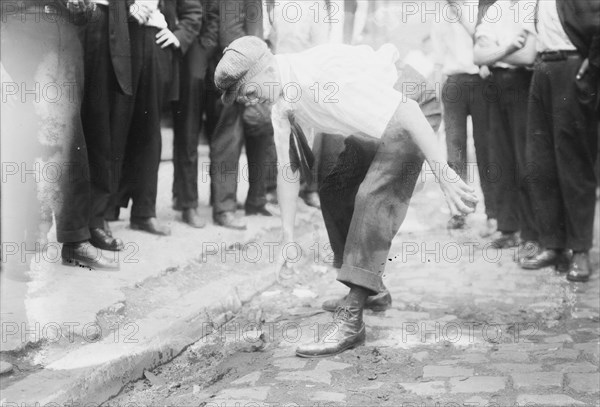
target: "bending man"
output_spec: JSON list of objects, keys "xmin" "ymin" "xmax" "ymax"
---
[{"xmin": 214, "ymin": 36, "xmax": 478, "ymax": 358}]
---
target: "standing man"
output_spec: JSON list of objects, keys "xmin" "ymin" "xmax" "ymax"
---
[
  {"xmin": 473, "ymin": 0, "xmax": 539, "ymax": 254},
  {"xmin": 210, "ymin": 0, "xmax": 270, "ymax": 230},
  {"xmin": 171, "ymin": 0, "xmax": 219, "ymax": 228},
  {"xmin": 432, "ymin": 0, "xmax": 497, "ymax": 232},
  {"xmin": 81, "ymin": 0, "xmax": 134, "ymax": 251},
  {"xmin": 520, "ymin": 0, "xmax": 599, "ymax": 282},
  {"xmin": 114, "ymin": 0, "xmax": 203, "ymax": 236},
  {"xmin": 1, "ymin": 0, "xmax": 118, "ymax": 271},
  {"xmin": 214, "ymin": 37, "xmax": 477, "ymax": 357}
]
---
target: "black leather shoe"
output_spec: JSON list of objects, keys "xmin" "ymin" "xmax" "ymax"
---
[
  {"xmin": 245, "ymin": 204, "xmax": 273, "ymax": 217},
  {"xmin": 130, "ymin": 217, "xmax": 171, "ymax": 236},
  {"xmin": 322, "ymin": 290, "xmax": 392, "ymax": 312},
  {"xmin": 447, "ymin": 215, "xmax": 466, "ymax": 230},
  {"xmin": 89, "ymin": 228, "xmax": 124, "ymax": 251},
  {"xmin": 567, "ymin": 252, "xmax": 592, "ymax": 283},
  {"xmin": 521, "ymin": 249, "xmax": 571, "ymax": 273},
  {"xmin": 182, "ymin": 208, "xmax": 206, "ymax": 229},
  {"xmin": 61, "ymin": 242, "xmax": 119, "ymax": 271},
  {"xmin": 296, "ymin": 306, "xmax": 365, "ymax": 358},
  {"xmin": 490, "ymin": 232, "xmax": 519, "ymax": 249},
  {"xmin": 300, "ymin": 191, "xmax": 321, "ymax": 209},
  {"xmin": 214, "ymin": 212, "xmax": 247, "ymax": 230},
  {"xmin": 514, "ymin": 241, "xmax": 541, "ymax": 263}
]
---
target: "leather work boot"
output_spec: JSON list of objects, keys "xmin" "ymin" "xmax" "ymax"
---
[
  {"xmin": 322, "ymin": 290, "xmax": 392, "ymax": 312},
  {"xmin": 296, "ymin": 305, "xmax": 365, "ymax": 358}
]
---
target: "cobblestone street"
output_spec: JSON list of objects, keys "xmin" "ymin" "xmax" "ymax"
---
[{"xmin": 110, "ymin": 185, "xmax": 600, "ymax": 407}]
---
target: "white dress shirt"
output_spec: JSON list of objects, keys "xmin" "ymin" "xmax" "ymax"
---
[
  {"xmin": 476, "ymin": 0, "xmax": 538, "ymax": 68},
  {"xmin": 271, "ymin": 43, "xmax": 403, "ymax": 142},
  {"xmin": 534, "ymin": 0, "xmax": 576, "ymax": 52},
  {"xmin": 431, "ymin": 19, "xmax": 479, "ymax": 76}
]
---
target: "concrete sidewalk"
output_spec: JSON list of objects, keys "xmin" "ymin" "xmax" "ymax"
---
[{"xmin": 0, "ymin": 132, "xmax": 322, "ymax": 404}]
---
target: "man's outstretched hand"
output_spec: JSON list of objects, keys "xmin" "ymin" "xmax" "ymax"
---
[
  {"xmin": 272, "ymin": 240, "xmax": 297, "ymax": 284},
  {"xmin": 439, "ymin": 167, "xmax": 479, "ymax": 216}
]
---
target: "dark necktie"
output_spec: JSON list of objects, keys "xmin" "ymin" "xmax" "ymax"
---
[
  {"xmin": 288, "ymin": 112, "xmax": 315, "ymax": 185},
  {"xmin": 109, "ymin": 0, "xmax": 133, "ymax": 95}
]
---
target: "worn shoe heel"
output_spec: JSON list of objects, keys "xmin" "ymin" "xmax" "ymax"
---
[{"xmin": 62, "ymin": 258, "xmax": 87, "ymax": 269}]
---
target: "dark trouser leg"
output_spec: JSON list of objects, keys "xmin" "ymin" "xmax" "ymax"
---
[
  {"xmin": 550, "ymin": 58, "xmax": 597, "ymax": 251},
  {"xmin": 303, "ymin": 133, "xmax": 323, "ymax": 193},
  {"xmin": 210, "ymin": 103, "xmax": 244, "ymax": 216},
  {"xmin": 488, "ymin": 71, "xmax": 519, "ymax": 233},
  {"xmin": 82, "ymin": 6, "xmax": 132, "ymax": 229},
  {"xmin": 120, "ymin": 25, "xmax": 169, "ymax": 219},
  {"xmin": 443, "ymin": 74, "xmax": 470, "ymax": 180},
  {"xmin": 172, "ymin": 40, "xmax": 210, "ymax": 210},
  {"xmin": 470, "ymin": 76, "xmax": 496, "ymax": 220},
  {"xmin": 527, "ymin": 58, "xmax": 598, "ymax": 251},
  {"xmin": 264, "ymin": 135, "xmax": 278, "ymax": 192},
  {"xmin": 527, "ymin": 62, "xmax": 565, "ymax": 249},
  {"xmin": 243, "ymin": 104, "xmax": 272, "ymax": 208},
  {"xmin": 505, "ymin": 70, "xmax": 537, "ymax": 241},
  {"xmin": 319, "ymin": 136, "xmax": 379, "ymax": 268}
]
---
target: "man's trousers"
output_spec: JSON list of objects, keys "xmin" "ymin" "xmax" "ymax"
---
[
  {"xmin": 209, "ymin": 102, "xmax": 270, "ymax": 215},
  {"xmin": 527, "ymin": 55, "xmax": 598, "ymax": 252},
  {"xmin": 81, "ymin": 4, "xmax": 133, "ymax": 229},
  {"xmin": 1, "ymin": 10, "xmax": 91, "ymax": 245},
  {"xmin": 443, "ymin": 73, "xmax": 496, "ymax": 219},
  {"xmin": 487, "ymin": 68, "xmax": 537, "ymax": 240},
  {"xmin": 172, "ymin": 39, "xmax": 218, "ymax": 210},
  {"xmin": 115, "ymin": 24, "xmax": 172, "ymax": 219},
  {"xmin": 319, "ymin": 64, "xmax": 442, "ymax": 293}
]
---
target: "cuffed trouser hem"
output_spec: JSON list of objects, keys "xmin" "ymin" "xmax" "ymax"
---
[
  {"xmin": 337, "ymin": 265, "xmax": 384, "ymax": 296},
  {"xmin": 131, "ymin": 208, "xmax": 157, "ymax": 219},
  {"xmin": 89, "ymin": 217, "xmax": 106, "ymax": 229},
  {"xmin": 176, "ymin": 201, "xmax": 198, "ymax": 210},
  {"xmin": 540, "ymin": 238, "xmax": 566, "ymax": 251},
  {"xmin": 57, "ymin": 227, "xmax": 90, "ymax": 244}
]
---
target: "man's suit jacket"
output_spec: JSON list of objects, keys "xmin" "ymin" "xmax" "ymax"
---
[
  {"xmin": 185, "ymin": 0, "xmax": 219, "ymax": 80},
  {"xmin": 218, "ymin": 0, "xmax": 263, "ymax": 50},
  {"xmin": 160, "ymin": 0, "xmax": 203, "ymax": 100}
]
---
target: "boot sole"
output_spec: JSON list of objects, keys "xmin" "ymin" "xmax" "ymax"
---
[
  {"xmin": 62, "ymin": 258, "xmax": 119, "ymax": 271},
  {"xmin": 295, "ymin": 335, "xmax": 366, "ymax": 358},
  {"xmin": 322, "ymin": 304, "xmax": 391, "ymax": 313}
]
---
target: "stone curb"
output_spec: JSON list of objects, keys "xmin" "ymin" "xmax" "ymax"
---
[{"xmin": 1, "ymin": 211, "xmax": 319, "ymax": 405}]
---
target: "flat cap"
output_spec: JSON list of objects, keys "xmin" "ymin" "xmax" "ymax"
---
[{"xmin": 214, "ymin": 36, "xmax": 271, "ymax": 105}]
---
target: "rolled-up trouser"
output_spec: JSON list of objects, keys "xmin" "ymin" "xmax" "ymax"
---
[{"xmin": 319, "ymin": 64, "xmax": 441, "ymax": 293}]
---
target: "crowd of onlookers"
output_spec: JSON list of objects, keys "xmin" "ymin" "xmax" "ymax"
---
[
  {"xmin": 1, "ymin": 0, "xmax": 598, "ymax": 282},
  {"xmin": 432, "ymin": 0, "xmax": 599, "ymax": 283}
]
